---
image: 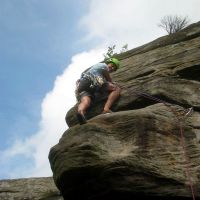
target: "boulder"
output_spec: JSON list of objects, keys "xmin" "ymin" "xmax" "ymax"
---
[
  {"xmin": 49, "ymin": 22, "xmax": 200, "ymax": 200},
  {"xmin": 0, "ymin": 177, "xmax": 63, "ymax": 200}
]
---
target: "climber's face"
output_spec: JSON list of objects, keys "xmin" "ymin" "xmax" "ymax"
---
[{"xmin": 108, "ymin": 63, "xmax": 117, "ymax": 72}]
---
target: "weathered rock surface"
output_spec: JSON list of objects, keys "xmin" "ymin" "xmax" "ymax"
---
[
  {"xmin": 0, "ymin": 177, "xmax": 63, "ymax": 200},
  {"xmin": 49, "ymin": 22, "xmax": 200, "ymax": 200},
  {"xmin": 66, "ymin": 21, "xmax": 200, "ymax": 127}
]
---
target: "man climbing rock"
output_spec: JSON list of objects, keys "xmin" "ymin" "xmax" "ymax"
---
[{"xmin": 75, "ymin": 58, "xmax": 121, "ymax": 125}]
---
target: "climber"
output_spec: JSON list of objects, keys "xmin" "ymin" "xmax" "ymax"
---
[{"xmin": 75, "ymin": 57, "xmax": 121, "ymax": 125}]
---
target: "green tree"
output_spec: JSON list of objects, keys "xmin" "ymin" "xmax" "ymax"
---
[
  {"xmin": 103, "ymin": 44, "xmax": 128, "ymax": 60},
  {"xmin": 103, "ymin": 45, "xmax": 116, "ymax": 60}
]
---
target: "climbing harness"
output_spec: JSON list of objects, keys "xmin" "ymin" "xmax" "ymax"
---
[{"xmin": 133, "ymin": 91, "xmax": 195, "ymax": 200}]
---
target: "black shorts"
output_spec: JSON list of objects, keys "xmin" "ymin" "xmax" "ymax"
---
[
  {"xmin": 76, "ymin": 78, "xmax": 108, "ymax": 102},
  {"xmin": 76, "ymin": 79, "xmax": 94, "ymax": 101}
]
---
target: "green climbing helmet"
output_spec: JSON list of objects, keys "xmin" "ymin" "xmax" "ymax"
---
[{"xmin": 108, "ymin": 57, "xmax": 120, "ymax": 69}]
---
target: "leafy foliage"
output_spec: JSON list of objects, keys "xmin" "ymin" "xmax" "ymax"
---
[{"xmin": 103, "ymin": 44, "xmax": 128, "ymax": 60}]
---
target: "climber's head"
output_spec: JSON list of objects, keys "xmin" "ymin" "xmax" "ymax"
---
[{"xmin": 107, "ymin": 58, "xmax": 120, "ymax": 71}]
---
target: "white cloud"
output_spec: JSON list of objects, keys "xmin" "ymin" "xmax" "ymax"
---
[
  {"xmin": 80, "ymin": 0, "xmax": 200, "ymax": 49},
  {"xmin": 2, "ymin": 0, "xmax": 200, "ymax": 179},
  {"xmin": 1, "ymin": 49, "xmax": 104, "ymax": 178}
]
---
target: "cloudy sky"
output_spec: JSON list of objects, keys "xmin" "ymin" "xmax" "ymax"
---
[{"xmin": 0, "ymin": 0, "xmax": 200, "ymax": 179}]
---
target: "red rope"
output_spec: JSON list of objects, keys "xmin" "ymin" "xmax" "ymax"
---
[
  {"xmin": 178, "ymin": 121, "xmax": 196, "ymax": 200},
  {"xmin": 134, "ymin": 91, "xmax": 196, "ymax": 200}
]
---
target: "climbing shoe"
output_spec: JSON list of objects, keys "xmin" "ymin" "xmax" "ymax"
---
[
  {"xmin": 102, "ymin": 109, "xmax": 113, "ymax": 114},
  {"xmin": 76, "ymin": 113, "xmax": 87, "ymax": 125}
]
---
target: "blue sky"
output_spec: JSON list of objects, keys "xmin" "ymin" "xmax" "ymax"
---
[
  {"xmin": 0, "ymin": 0, "xmax": 86, "ymax": 147},
  {"xmin": 0, "ymin": 0, "xmax": 89, "ymax": 178},
  {"xmin": 0, "ymin": 0, "xmax": 200, "ymax": 179}
]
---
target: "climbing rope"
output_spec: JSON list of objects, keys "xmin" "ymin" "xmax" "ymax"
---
[{"xmin": 133, "ymin": 91, "xmax": 195, "ymax": 200}]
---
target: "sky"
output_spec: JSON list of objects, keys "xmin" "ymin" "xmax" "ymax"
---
[{"xmin": 0, "ymin": 0, "xmax": 200, "ymax": 179}]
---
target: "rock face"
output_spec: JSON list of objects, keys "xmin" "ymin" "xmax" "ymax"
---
[
  {"xmin": 49, "ymin": 22, "xmax": 200, "ymax": 200},
  {"xmin": 0, "ymin": 177, "xmax": 63, "ymax": 200}
]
